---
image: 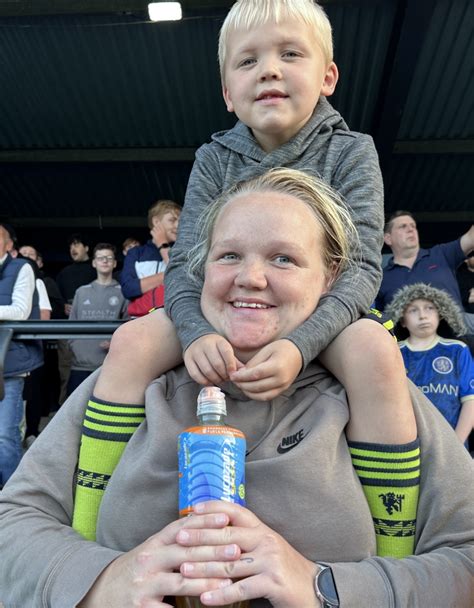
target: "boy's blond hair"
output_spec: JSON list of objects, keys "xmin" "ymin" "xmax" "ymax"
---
[
  {"xmin": 147, "ymin": 200, "xmax": 181, "ymax": 230},
  {"xmin": 187, "ymin": 167, "xmax": 358, "ymax": 287},
  {"xmin": 218, "ymin": 0, "xmax": 333, "ymax": 81}
]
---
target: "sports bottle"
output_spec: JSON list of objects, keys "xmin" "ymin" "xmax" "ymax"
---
[{"xmin": 176, "ymin": 386, "xmax": 248, "ymax": 608}]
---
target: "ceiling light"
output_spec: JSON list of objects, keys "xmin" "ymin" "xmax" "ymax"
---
[{"xmin": 148, "ymin": 2, "xmax": 182, "ymax": 21}]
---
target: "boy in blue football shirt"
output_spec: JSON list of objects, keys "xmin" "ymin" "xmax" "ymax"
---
[{"xmin": 387, "ymin": 282, "xmax": 474, "ymax": 446}]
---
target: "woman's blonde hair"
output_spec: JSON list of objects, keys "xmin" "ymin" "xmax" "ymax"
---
[
  {"xmin": 218, "ymin": 0, "xmax": 334, "ymax": 81},
  {"xmin": 186, "ymin": 168, "xmax": 359, "ymax": 287}
]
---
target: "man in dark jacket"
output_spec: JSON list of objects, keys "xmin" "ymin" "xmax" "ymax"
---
[
  {"xmin": 0, "ymin": 224, "xmax": 43, "ymax": 485},
  {"xmin": 56, "ymin": 233, "xmax": 96, "ymax": 317},
  {"xmin": 55, "ymin": 233, "xmax": 96, "ymax": 404}
]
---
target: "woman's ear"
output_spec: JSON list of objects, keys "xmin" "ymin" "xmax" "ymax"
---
[{"xmin": 323, "ymin": 262, "xmax": 339, "ymax": 292}]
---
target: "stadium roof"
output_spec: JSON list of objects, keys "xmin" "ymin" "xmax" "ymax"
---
[{"xmin": 1, "ymin": 0, "xmax": 472, "ymax": 250}]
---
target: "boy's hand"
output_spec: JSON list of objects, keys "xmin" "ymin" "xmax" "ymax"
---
[
  {"xmin": 229, "ymin": 339, "xmax": 303, "ymax": 401},
  {"xmin": 184, "ymin": 334, "xmax": 244, "ymax": 387}
]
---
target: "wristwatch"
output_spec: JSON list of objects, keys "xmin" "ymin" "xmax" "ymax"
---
[
  {"xmin": 314, "ymin": 563, "xmax": 339, "ymax": 608},
  {"xmin": 159, "ymin": 243, "xmax": 170, "ymax": 249}
]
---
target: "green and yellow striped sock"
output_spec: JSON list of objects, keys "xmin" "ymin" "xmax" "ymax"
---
[
  {"xmin": 348, "ymin": 438, "xmax": 420, "ymax": 558},
  {"xmin": 72, "ymin": 396, "xmax": 145, "ymax": 541}
]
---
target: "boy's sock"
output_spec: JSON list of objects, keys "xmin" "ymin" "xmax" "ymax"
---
[
  {"xmin": 348, "ymin": 438, "xmax": 420, "ymax": 558},
  {"xmin": 72, "ymin": 396, "xmax": 145, "ymax": 541}
]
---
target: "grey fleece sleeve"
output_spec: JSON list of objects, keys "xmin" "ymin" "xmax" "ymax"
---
[
  {"xmin": 0, "ymin": 372, "xmax": 122, "ymax": 607},
  {"xmin": 330, "ymin": 382, "xmax": 474, "ymax": 607},
  {"xmin": 164, "ymin": 144, "xmax": 222, "ymax": 350},
  {"xmin": 165, "ymin": 136, "xmax": 384, "ymax": 365},
  {"xmin": 287, "ymin": 135, "xmax": 384, "ymax": 365}
]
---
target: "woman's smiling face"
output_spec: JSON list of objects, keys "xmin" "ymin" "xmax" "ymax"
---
[{"xmin": 201, "ymin": 190, "xmax": 330, "ymax": 362}]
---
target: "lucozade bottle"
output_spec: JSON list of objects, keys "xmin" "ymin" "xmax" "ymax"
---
[{"xmin": 176, "ymin": 386, "xmax": 247, "ymax": 608}]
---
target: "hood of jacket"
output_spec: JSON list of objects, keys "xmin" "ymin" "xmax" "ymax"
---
[
  {"xmin": 210, "ymin": 96, "xmax": 349, "ymax": 163},
  {"xmin": 386, "ymin": 282, "xmax": 466, "ymax": 337}
]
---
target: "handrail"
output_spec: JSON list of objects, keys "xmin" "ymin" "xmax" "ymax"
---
[{"xmin": 0, "ymin": 320, "xmax": 125, "ymax": 400}]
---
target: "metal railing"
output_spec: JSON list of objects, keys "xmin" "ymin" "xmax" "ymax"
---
[{"xmin": 0, "ymin": 320, "xmax": 125, "ymax": 399}]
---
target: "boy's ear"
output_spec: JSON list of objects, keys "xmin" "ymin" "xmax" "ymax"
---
[
  {"xmin": 383, "ymin": 232, "xmax": 392, "ymax": 247},
  {"xmin": 222, "ymin": 84, "xmax": 234, "ymax": 113},
  {"xmin": 320, "ymin": 62, "xmax": 339, "ymax": 97}
]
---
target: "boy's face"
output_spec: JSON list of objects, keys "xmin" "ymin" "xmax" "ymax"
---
[
  {"xmin": 19, "ymin": 245, "xmax": 38, "ymax": 262},
  {"xmin": 92, "ymin": 249, "xmax": 117, "ymax": 275},
  {"xmin": 70, "ymin": 241, "xmax": 89, "ymax": 262},
  {"xmin": 123, "ymin": 239, "xmax": 140, "ymax": 255},
  {"xmin": 222, "ymin": 20, "xmax": 338, "ymax": 153},
  {"xmin": 402, "ymin": 298, "xmax": 440, "ymax": 340},
  {"xmin": 151, "ymin": 210, "xmax": 181, "ymax": 246}
]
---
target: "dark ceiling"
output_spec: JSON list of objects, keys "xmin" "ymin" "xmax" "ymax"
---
[{"xmin": 0, "ymin": 0, "xmax": 473, "ymax": 262}]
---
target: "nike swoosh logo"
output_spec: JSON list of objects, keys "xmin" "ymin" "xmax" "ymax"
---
[{"xmin": 277, "ymin": 431, "xmax": 306, "ymax": 454}]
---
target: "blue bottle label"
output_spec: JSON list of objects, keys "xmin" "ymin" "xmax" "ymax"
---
[{"xmin": 178, "ymin": 426, "xmax": 246, "ymax": 516}]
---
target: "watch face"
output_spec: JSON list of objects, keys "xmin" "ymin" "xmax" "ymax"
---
[{"xmin": 318, "ymin": 567, "xmax": 339, "ymax": 606}]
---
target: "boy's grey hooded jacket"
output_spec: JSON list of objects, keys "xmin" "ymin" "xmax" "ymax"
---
[{"xmin": 165, "ymin": 98, "xmax": 384, "ymax": 365}]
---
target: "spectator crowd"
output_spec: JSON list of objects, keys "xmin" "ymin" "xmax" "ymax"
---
[
  {"xmin": 0, "ymin": 197, "xmax": 181, "ymax": 486},
  {"xmin": 1, "ymin": 207, "xmax": 472, "ymax": 488}
]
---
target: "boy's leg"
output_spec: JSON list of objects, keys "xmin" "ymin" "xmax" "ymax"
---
[
  {"xmin": 73, "ymin": 309, "xmax": 182, "ymax": 540},
  {"xmin": 319, "ymin": 319, "xmax": 419, "ymax": 558},
  {"xmin": 319, "ymin": 318, "xmax": 416, "ymax": 443},
  {"xmin": 94, "ymin": 309, "xmax": 182, "ymax": 404}
]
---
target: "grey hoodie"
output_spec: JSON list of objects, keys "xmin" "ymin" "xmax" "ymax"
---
[
  {"xmin": 0, "ymin": 366, "xmax": 473, "ymax": 607},
  {"xmin": 165, "ymin": 98, "xmax": 384, "ymax": 365}
]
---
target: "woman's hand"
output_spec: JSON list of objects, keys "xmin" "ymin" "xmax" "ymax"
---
[
  {"xmin": 229, "ymin": 339, "xmax": 303, "ymax": 401},
  {"xmin": 79, "ymin": 512, "xmax": 239, "ymax": 608},
  {"xmin": 178, "ymin": 501, "xmax": 320, "ymax": 608},
  {"xmin": 184, "ymin": 334, "xmax": 244, "ymax": 386}
]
